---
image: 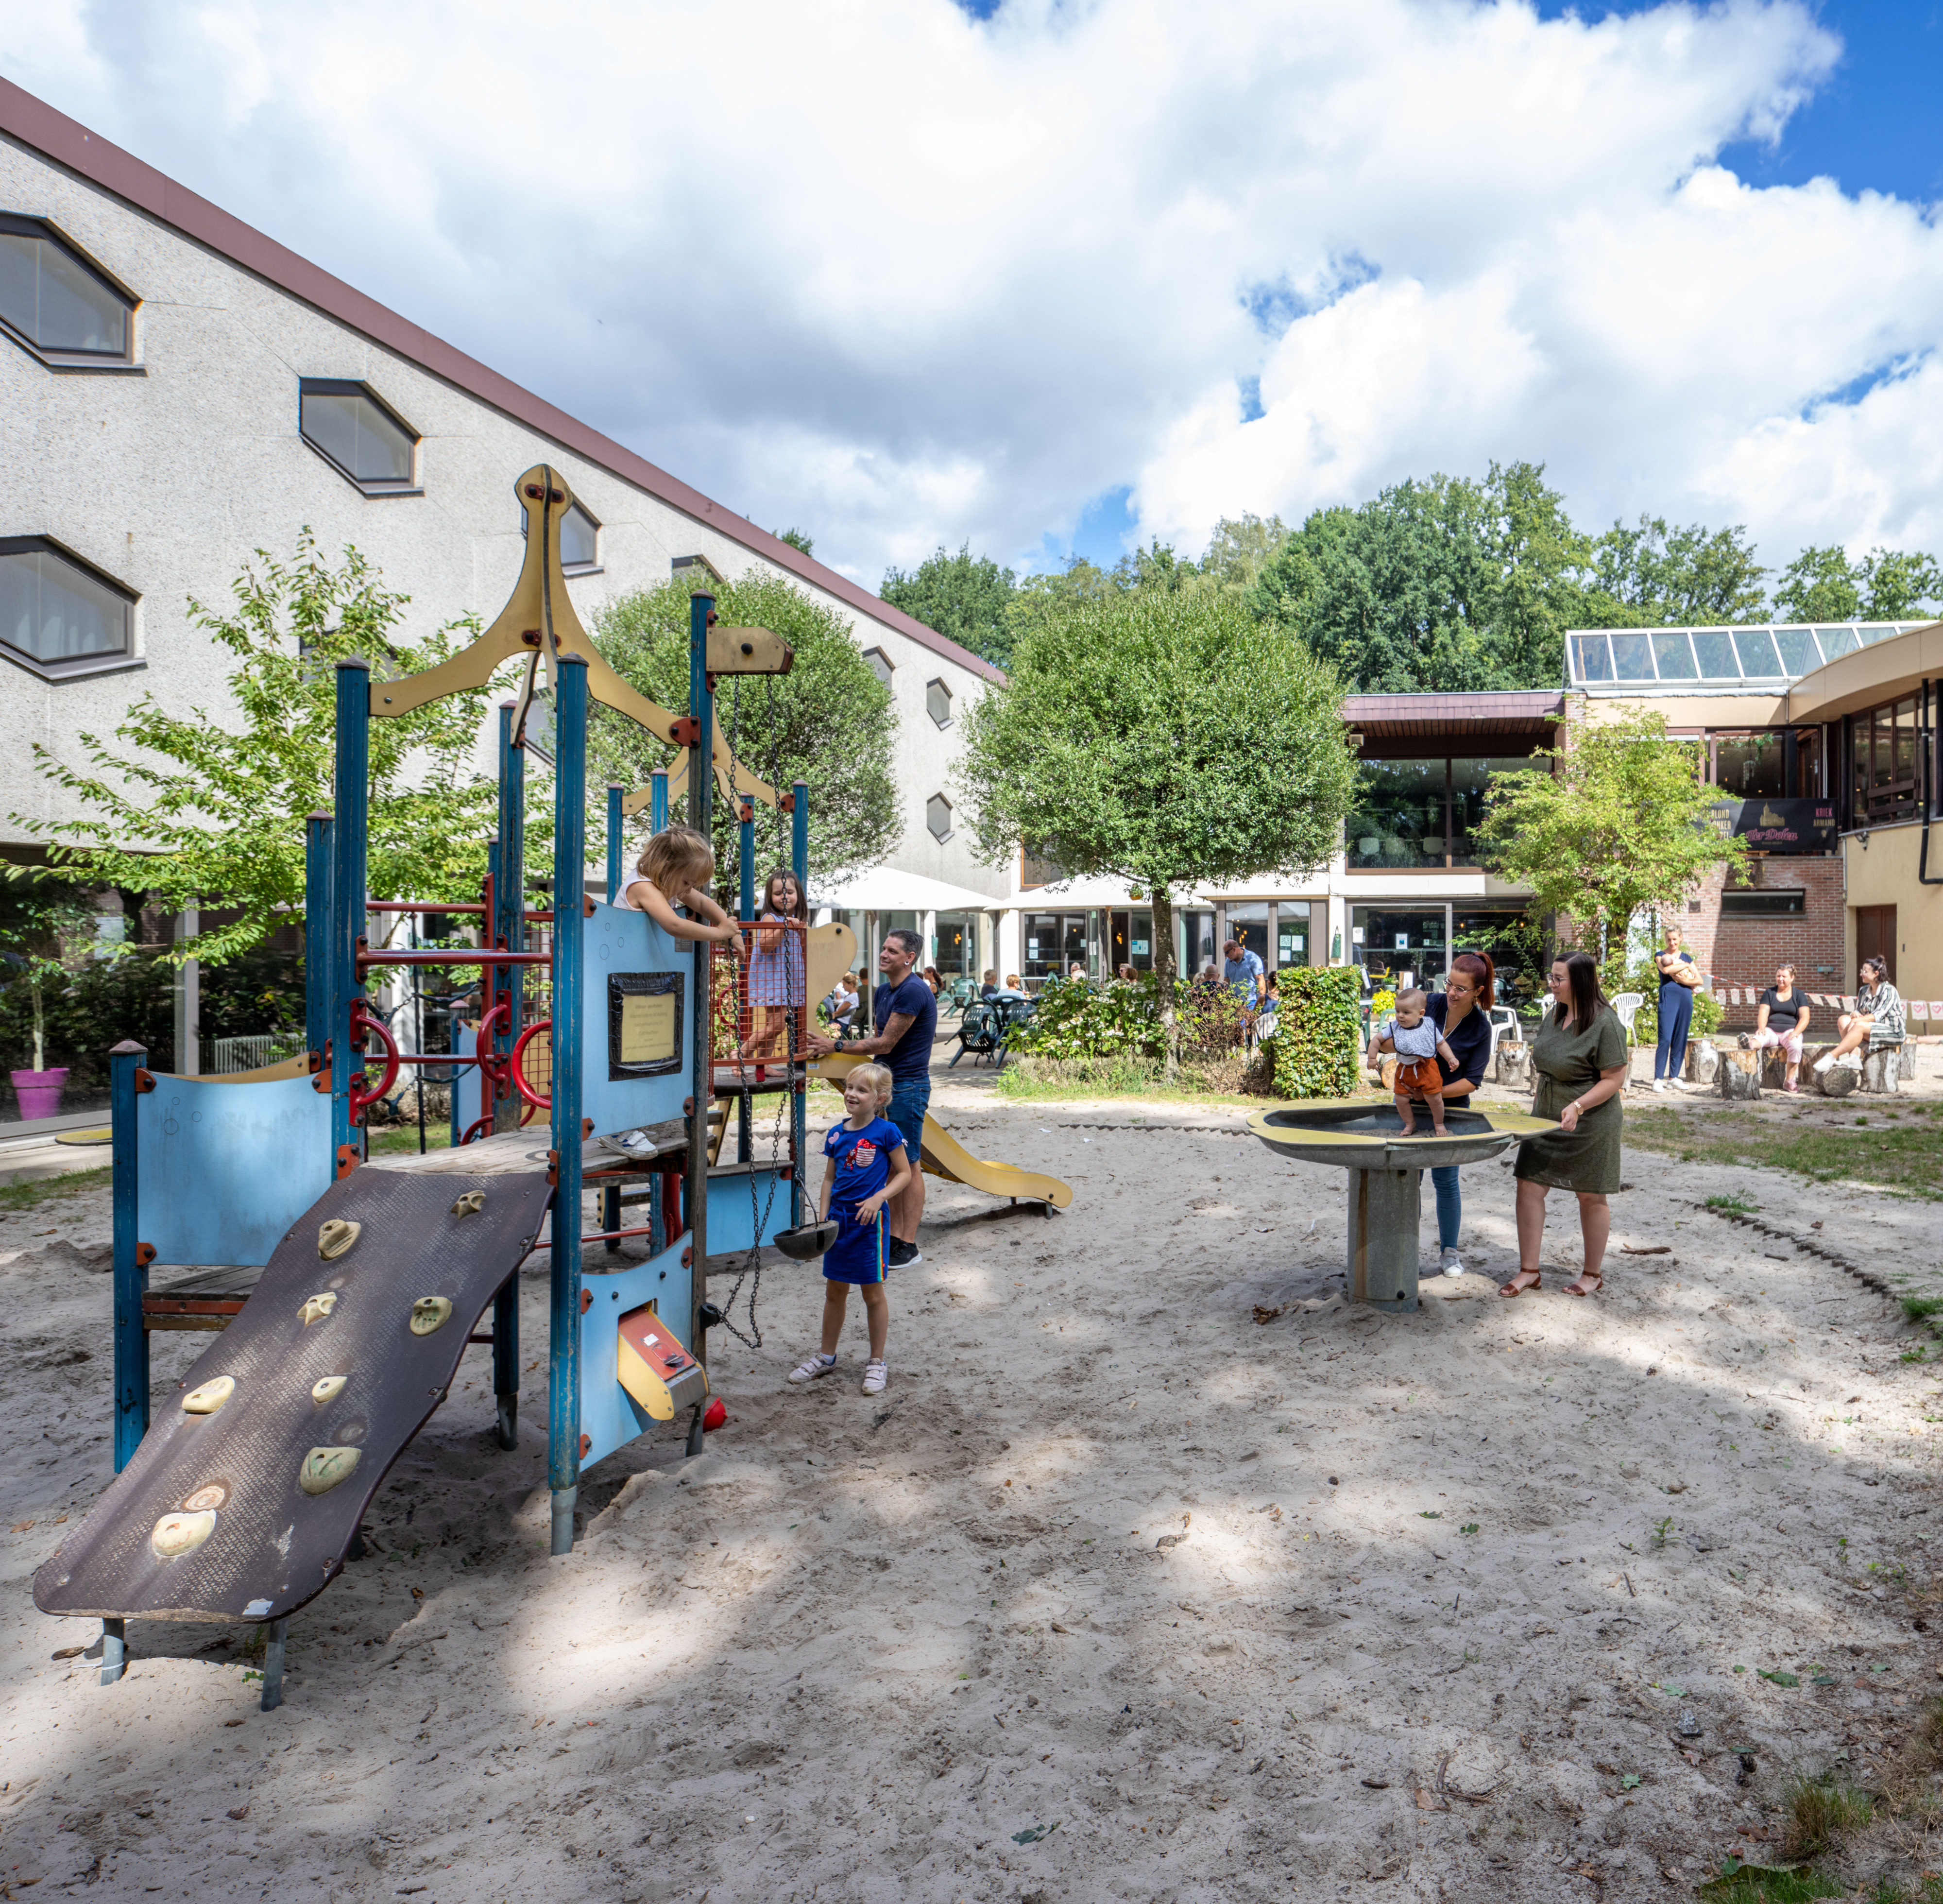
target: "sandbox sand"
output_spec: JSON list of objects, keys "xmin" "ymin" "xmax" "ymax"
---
[{"xmin": 3, "ymin": 1072, "xmax": 1941, "ymax": 1901}]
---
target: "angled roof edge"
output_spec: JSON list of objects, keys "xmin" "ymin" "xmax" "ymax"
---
[{"xmin": 0, "ymin": 78, "xmax": 1004, "ymax": 686}]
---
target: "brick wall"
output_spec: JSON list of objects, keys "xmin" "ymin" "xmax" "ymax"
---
[{"xmin": 1681, "ymin": 857, "xmax": 1846, "ymax": 1029}]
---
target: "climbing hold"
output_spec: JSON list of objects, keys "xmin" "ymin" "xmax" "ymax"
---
[
  {"xmin": 298, "ymin": 1447, "xmax": 361, "ymax": 1495},
  {"xmin": 182, "ymin": 1376, "xmax": 236, "ymax": 1415},
  {"xmin": 409, "ymin": 1295, "xmax": 453, "ymax": 1337},
  {"xmin": 318, "ymin": 1218, "xmax": 361, "ymax": 1260},
  {"xmin": 450, "ymin": 1191, "xmax": 485, "ymax": 1218},
  {"xmin": 298, "ymin": 1292, "xmax": 338, "ymax": 1327},
  {"xmin": 310, "ymin": 1375, "xmax": 347, "ymax": 1406},
  {"xmin": 182, "ymin": 1484, "xmax": 227, "ymax": 1512},
  {"xmin": 151, "ymin": 1509, "xmax": 217, "ymax": 1558}
]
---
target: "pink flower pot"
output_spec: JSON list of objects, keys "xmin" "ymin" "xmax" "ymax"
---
[{"xmin": 10, "ymin": 1068, "xmax": 69, "ymax": 1120}]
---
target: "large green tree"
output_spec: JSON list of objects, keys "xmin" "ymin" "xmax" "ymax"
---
[
  {"xmin": 1248, "ymin": 462, "xmax": 1587, "ymax": 692},
  {"xmin": 1772, "ymin": 544, "xmax": 1942, "ymax": 623},
  {"xmin": 1474, "ymin": 708, "xmax": 1745, "ymax": 980},
  {"xmin": 957, "ymin": 588, "xmax": 1357, "ymax": 1070},
  {"xmin": 10, "ymin": 533, "xmax": 505, "ymax": 964},
  {"xmin": 589, "ymin": 571, "xmax": 899, "ymax": 893},
  {"xmin": 1580, "ymin": 515, "xmax": 1768, "ymax": 627},
  {"xmin": 880, "ymin": 542, "xmax": 1018, "ymax": 669}
]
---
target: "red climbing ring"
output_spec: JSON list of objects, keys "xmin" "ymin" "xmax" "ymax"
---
[
  {"xmin": 474, "ymin": 999, "xmax": 511, "ymax": 1097},
  {"xmin": 347, "ymin": 1002, "xmax": 399, "ymax": 1122},
  {"xmin": 458, "ymin": 1115, "xmax": 496, "ymax": 1145},
  {"xmin": 510, "ymin": 1017, "xmax": 553, "ymax": 1112}
]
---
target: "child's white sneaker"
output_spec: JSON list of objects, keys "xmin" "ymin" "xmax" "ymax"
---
[
  {"xmin": 1812, "ymin": 1053, "xmax": 1835, "ymax": 1076},
  {"xmin": 788, "ymin": 1353, "xmax": 836, "ymax": 1385},
  {"xmin": 861, "ymin": 1359, "xmax": 887, "ymax": 1396}
]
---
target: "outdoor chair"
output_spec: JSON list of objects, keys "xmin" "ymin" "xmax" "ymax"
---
[
  {"xmin": 950, "ymin": 1001, "xmax": 1002, "ymax": 1068},
  {"xmin": 1610, "ymin": 992, "xmax": 1645, "ymax": 1044}
]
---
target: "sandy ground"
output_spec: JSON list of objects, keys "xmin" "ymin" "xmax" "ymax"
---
[{"xmin": 3, "ymin": 1061, "xmax": 1943, "ymax": 1902}]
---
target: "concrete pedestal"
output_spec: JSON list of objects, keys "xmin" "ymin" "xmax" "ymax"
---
[{"xmin": 1347, "ymin": 1166, "xmax": 1423, "ymax": 1312}]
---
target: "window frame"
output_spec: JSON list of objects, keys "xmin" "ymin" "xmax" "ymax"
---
[
  {"xmin": 0, "ymin": 534, "xmax": 141, "ymax": 680},
  {"xmin": 0, "ymin": 214, "xmax": 142, "ymax": 371},
  {"xmin": 925, "ymin": 792, "xmax": 954, "ymax": 842},
  {"xmin": 522, "ymin": 498, "xmax": 602, "ymax": 574},
  {"xmin": 297, "ymin": 377, "xmax": 423, "ymax": 496},
  {"xmin": 925, "ymin": 677, "xmax": 953, "ymax": 728},
  {"xmin": 862, "ymin": 646, "xmax": 895, "ymax": 690}
]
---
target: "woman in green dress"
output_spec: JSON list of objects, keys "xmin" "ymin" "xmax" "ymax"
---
[{"xmin": 1499, "ymin": 951, "xmax": 1627, "ymax": 1300}]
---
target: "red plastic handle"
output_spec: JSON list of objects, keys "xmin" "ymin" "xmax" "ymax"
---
[
  {"xmin": 510, "ymin": 1017, "xmax": 552, "ymax": 1112},
  {"xmin": 474, "ymin": 999, "xmax": 510, "ymax": 1098},
  {"xmin": 348, "ymin": 1003, "xmax": 400, "ymax": 1120}
]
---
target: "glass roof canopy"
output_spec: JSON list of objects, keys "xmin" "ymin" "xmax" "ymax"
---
[{"xmin": 1566, "ymin": 621, "xmax": 1929, "ymax": 691}]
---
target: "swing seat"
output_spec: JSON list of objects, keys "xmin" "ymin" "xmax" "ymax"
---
[{"xmin": 774, "ymin": 1218, "xmax": 839, "ymax": 1261}]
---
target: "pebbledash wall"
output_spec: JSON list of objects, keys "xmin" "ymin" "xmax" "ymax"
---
[{"xmin": 0, "ymin": 81, "xmax": 1005, "ymax": 917}]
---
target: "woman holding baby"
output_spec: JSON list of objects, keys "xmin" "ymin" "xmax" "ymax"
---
[{"xmin": 1500, "ymin": 950, "xmax": 1627, "ymax": 1301}]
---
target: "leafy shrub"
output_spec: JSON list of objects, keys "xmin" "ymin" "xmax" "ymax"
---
[
  {"xmin": 1007, "ymin": 975, "xmax": 1249, "ymax": 1063},
  {"xmin": 1268, "ymin": 966, "xmax": 1363, "ymax": 1099}
]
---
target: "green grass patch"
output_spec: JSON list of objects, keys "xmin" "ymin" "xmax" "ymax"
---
[
  {"xmin": 367, "ymin": 1126, "xmax": 455, "ymax": 1156},
  {"xmin": 993, "ymin": 1053, "xmax": 1276, "ymax": 1108},
  {"xmin": 0, "ymin": 1165, "xmax": 113, "ymax": 1212},
  {"xmin": 1626, "ymin": 1106, "xmax": 1943, "ymax": 1200},
  {"xmin": 1698, "ymin": 1864, "xmax": 1842, "ymax": 1902}
]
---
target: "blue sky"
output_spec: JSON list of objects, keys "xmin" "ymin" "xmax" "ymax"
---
[
  {"xmin": 1047, "ymin": 0, "xmax": 1943, "ymax": 572},
  {"xmin": 12, "ymin": 1, "xmax": 1943, "ymax": 592}
]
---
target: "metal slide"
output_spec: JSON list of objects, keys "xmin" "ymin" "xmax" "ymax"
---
[{"xmin": 813, "ymin": 1056, "xmax": 1072, "ymax": 1210}]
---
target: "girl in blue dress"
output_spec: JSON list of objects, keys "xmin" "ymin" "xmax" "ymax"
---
[{"xmin": 787, "ymin": 1063, "xmax": 910, "ymax": 1397}]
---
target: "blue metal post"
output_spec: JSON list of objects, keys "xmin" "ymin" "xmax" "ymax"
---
[
  {"xmin": 606, "ymin": 784, "xmax": 624, "ymax": 905},
  {"xmin": 548, "ymin": 655, "xmax": 589, "ymax": 1555},
  {"xmin": 650, "ymin": 768, "xmax": 668, "ymax": 836},
  {"xmin": 332, "ymin": 661, "xmax": 370, "ymax": 1172},
  {"xmin": 108, "ymin": 1040, "xmax": 146, "ymax": 1477},
  {"xmin": 449, "ymin": 1011, "xmax": 464, "ymax": 1151},
  {"xmin": 738, "ymin": 804, "xmax": 756, "ymax": 921},
  {"xmin": 493, "ymin": 705, "xmax": 525, "ymax": 1139},
  {"xmin": 791, "ymin": 779, "xmax": 810, "ymax": 1227},
  {"xmin": 685, "ymin": 596, "xmax": 714, "ymax": 1449},
  {"xmin": 304, "ymin": 811, "xmax": 334, "ymax": 1068}
]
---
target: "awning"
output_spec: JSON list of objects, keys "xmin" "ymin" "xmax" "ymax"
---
[{"xmin": 813, "ymin": 867, "xmax": 1007, "ymax": 912}]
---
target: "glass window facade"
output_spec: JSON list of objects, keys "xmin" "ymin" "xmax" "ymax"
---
[
  {"xmin": 1350, "ymin": 754, "xmax": 1544, "ymax": 868},
  {"xmin": 933, "ymin": 912, "xmax": 974, "ymax": 978},
  {"xmin": 1023, "ymin": 912, "xmax": 1088, "ymax": 985},
  {"xmin": 1349, "ymin": 906, "xmax": 1448, "ymax": 991},
  {"xmin": 0, "ymin": 216, "xmax": 133, "ymax": 359},
  {"xmin": 1275, "ymin": 902, "xmax": 1312, "ymax": 970},
  {"xmin": 1566, "ymin": 621, "xmax": 1927, "ymax": 687},
  {"xmin": 1108, "ymin": 909, "xmax": 1154, "ymax": 975},
  {"xmin": 1179, "ymin": 909, "xmax": 1218, "ymax": 977},
  {"xmin": 1849, "ymin": 695, "xmax": 1927, "ymax": 825},
  {"xmin": 0, "ymin": 539, "xmax": 133, "ymax": 674}
]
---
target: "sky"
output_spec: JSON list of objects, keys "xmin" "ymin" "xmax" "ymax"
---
[{"xmin": 8, "ymin": 1, "xmax": 1943, "ymax": 591}]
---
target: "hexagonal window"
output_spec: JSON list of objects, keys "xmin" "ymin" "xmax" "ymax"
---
[
  {"xmin": 926, "ymin": 678, "xmax": 952, "ymax": 727},
  {"xmin": 0, "ymin": 535, "xmax": 136, "ymax": 679},
  {"xmin": 863, "ymin": 646, "xmax": 894, "ymax": 689},
  {"xmin": 0, "ymin": 215, "xmax": 137, "ymax": 366},
  {"xmin": 925, "ymin": 794, "xmax": 953, "ymax": 842},
  {"xmin": 299, "ymin": 378, "xmax": 420, "ymax": 494}
]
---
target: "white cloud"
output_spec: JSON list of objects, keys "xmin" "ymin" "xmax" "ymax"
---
[{"xmin": 9, "ymin": 0, "xmax": 1940, "ymax": 582}]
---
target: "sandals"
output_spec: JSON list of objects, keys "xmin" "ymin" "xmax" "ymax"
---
[
  {"xmin": 1498, "ymin": 1269, "xmax": 1541, "ymax": 1298},
  {"xmin": 1562, "ymin": 1271, "xmax": 1603, "ymax": 1298}
]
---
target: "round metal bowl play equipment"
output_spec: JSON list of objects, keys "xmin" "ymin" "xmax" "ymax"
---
[
  {"xmin": 1246, "ymin": 1101, "xmax": 1557, "ymax": 1312},
  {"xmin": 773, "ymin": 1218, "xmax": 840, "ymax": 1261}
]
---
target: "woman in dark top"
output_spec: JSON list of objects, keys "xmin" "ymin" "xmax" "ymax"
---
[
  {"xmin": 1422, "ymin": 951, "xmax": 1496, "ymax": 1279},
  {"xmin": 1746, "ymin": 962, "xmax": 1811, "ymax": 1093},
  {"xmin": 1653, "ymin": 922, "xmax": 1702, "ymax": 1091},
  {"xmin": 1501, "ymin": 952, "xmax": 1627, "ymax": 1300}
]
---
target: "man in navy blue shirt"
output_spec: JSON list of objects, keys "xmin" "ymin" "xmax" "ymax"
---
[{"xmin": 806, "ymin": 926, "xmax": 937, "ymax": 1267}]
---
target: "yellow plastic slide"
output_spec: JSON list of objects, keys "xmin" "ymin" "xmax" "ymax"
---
[{"xmin": 812, "ymin": 1056, "xmax": 1073, "ymax": 1210}]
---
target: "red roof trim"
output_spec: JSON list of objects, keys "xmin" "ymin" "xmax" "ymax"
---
[{"xmin": 0, "ymin": 78, "xmax": 1004, "ymax": 686}]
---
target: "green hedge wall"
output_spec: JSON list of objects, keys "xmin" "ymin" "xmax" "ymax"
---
[{"xmin": 1269, "ymin": 966, "xmax": 1363, "ymax": 1099}]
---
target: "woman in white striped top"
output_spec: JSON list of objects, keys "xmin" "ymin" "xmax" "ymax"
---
[{"xmin": 1813, "ymin": 957, "xmax": 1905, "ymax": 1078}]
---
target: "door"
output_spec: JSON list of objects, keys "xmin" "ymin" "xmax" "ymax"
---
[{"xmin": 1856, "ymin": 905, "xmax": 1896, "ymax": 984}]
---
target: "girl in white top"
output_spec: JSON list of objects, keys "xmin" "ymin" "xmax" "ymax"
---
[{"xmin": 619, "ymin": 825, "xmax": 740, "ymax": 949}]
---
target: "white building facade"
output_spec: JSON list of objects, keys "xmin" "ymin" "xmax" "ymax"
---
[{"xmin": 0, "ymin": 81, "xmax": 1007, "ymax": 980}]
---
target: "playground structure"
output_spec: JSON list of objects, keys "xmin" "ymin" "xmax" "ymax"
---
[
  {"xmin": 1247, "ymin": 1101, "xmax": 1554, "ymax": 1311},
  {"xmin": 34, "ymin": 466, "xmax": 818, "ymax": 1705}
]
